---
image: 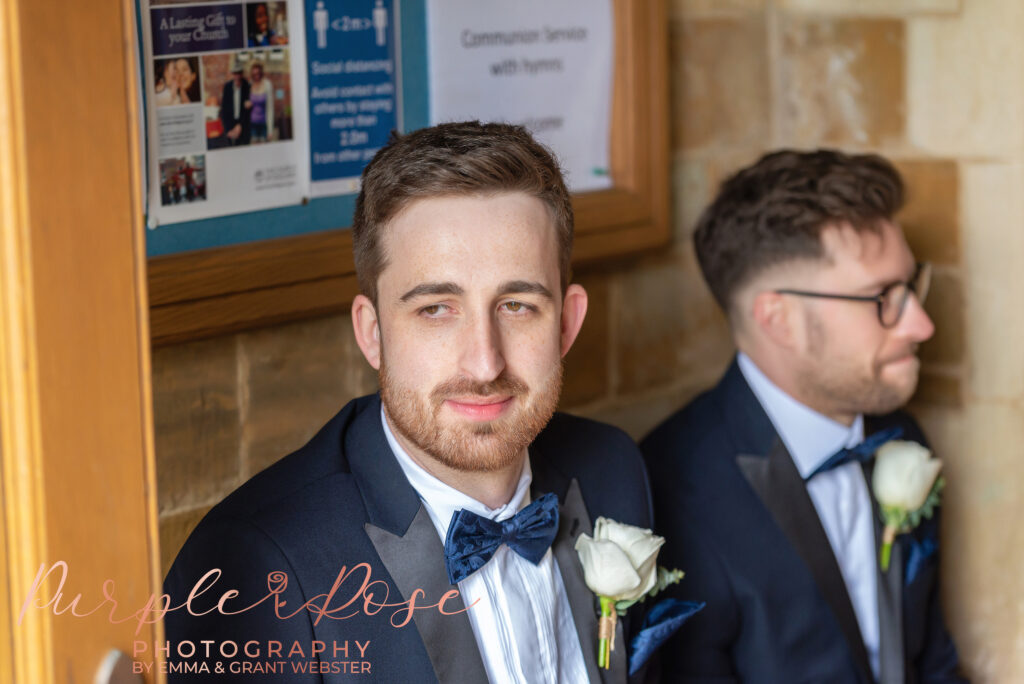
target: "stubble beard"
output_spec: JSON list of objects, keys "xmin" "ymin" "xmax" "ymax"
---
[
  {"xmin": 802, "ymin": 313, "xmax": 920, "ymax": 417},
  {"xmin": 379, "ymin": 361, "xmax": 563, "ymax": 473}
]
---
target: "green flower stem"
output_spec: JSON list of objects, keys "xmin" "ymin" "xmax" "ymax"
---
[
  {"xmin": 880, "ymin": 524, "xmax": 897, "ymax": 572},
  {"xmin": 598, "ymin": 596, "xmax": 615, "ymax": 669}
]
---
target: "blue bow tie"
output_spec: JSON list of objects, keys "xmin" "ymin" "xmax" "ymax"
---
[
  {"xmin": 804, "ymin": 426, "xmax": 904, "ymax": 481},
  {"xmin": 443, "ymin": 492, "xmax": 560, "ymax": 584}
]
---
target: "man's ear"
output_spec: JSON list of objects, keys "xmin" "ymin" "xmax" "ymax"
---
[
  {"xmin": 351, "ymin": 294, "xmax": 382, "ymax": 370},
  {"xmin": 751, "ymin": 290, "xmax": 798, "ymax": 350},
  {"xmin": 559, "ymin": 284, "xmax": 588, "ymax": 357}
]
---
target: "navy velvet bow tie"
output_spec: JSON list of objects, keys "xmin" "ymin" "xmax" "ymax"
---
[
  {"xmin": 804, "ymin": 426, "xmax": 904, "ymax": 481},
  {"xmin": 443, "ymin": 491, "xmax": 560, "ymax": 584}
]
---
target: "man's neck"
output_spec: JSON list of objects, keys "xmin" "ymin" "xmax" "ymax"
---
[
  {"xmin": 383, "ymin": 410, "xmax": 526, "ymax": 510},
  {"xmin": 738, "ymin": 347, "xmax": 856, "ymax": 427}
]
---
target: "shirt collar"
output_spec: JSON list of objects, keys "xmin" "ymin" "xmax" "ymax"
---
[
  {"xmin": 737, "ymin": 352, "xmax": 864, "ymax": 478},
  {"xmin": 380, "ymin": 406, "xmax": 532, "ymax": 538}
]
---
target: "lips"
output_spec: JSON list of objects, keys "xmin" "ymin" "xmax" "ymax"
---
[
  {"xmin": 443, "ymin": 396, "xmax": 515, "ymax": 421},
  {"xmin": 883, "ymin": 345, "xmax": 920, "ymax": 365}
]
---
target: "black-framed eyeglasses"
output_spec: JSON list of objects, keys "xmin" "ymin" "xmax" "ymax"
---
[{"xmin": 774, "ymin": 262, "xmax": 931, "ymax": 329}]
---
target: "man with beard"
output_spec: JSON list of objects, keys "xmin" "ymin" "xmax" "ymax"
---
[
  {"xmin": 642, "ymin": 150, "xmax": 965, "ymax": 683},
  {"xmin": 163, "ymin": 122, "xmax": 659, "ymax": 682}
]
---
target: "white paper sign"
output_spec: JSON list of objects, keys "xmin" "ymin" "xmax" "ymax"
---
[
  {"xmin": 427, "ymin": 0, "xmax": 614, "ymax": 193},
  {"xmin": 141, "ymin": 1, "xmax": 310, "ymax": 226}
]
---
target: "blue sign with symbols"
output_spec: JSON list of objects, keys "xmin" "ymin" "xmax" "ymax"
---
[{"xmin": 305, "ymin": 0, "xmax": 399, "ymax": 194}]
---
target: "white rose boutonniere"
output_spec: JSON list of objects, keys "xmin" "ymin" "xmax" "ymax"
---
[
  {"xmin": 574, "ymin": 518, "xmax": 684, "ymax": 670},
  {"xmin": 872, "ymin": 440, "xmax": 944, "ymax": 571}
]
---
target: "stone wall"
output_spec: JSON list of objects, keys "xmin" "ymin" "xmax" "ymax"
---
[{"xmin": 154, "ymin": 1, "xmax": 1024, "ymax": 678}]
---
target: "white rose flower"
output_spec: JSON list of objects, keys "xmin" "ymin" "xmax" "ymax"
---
[
  {"xmin": 872, "ymin": 440, "xmax": 943, "ymax": 511},
  {"xmin": 574, "ymin": 517, "xmax": 664, "ymax": 602}
]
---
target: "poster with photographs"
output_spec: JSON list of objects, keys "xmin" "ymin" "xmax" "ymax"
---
[{"xmin": 142, "ymin": 0, "xmax": 309, "ymax": 225}]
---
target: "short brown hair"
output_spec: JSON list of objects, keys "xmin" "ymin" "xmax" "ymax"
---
[
  {"xmin": 694, "ymin": 148, "xmax": 904, "ymax": 313},
  {"xmin": 352, "ymin": 121, "xmax": 574, "ymax": 304}
]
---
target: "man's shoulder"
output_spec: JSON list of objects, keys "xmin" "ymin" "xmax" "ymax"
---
[
  {"xmin": 642, "ymin": 385, "xmax": 723, "ymax": 449},
  {"xmin": 640, "ymin": 382, "xmax": 735, "ymax": 476},
  {"xmin": 535, "ymin": 411, "xmax": 650, "ymax": 483},
  {"xmin": 536, "ymin": 411, "xmax": 638, "ymax": 458},
  {"xmin": 196, "ymin": 394, "xmax": 379, "ymax": 534},
  {"xmin": 165, "ymin": 395, "xmax": 387, "ymax": 591},
  {"xmin": 533, "ymin": 412, "xmax": 651, "ymax": 525}
]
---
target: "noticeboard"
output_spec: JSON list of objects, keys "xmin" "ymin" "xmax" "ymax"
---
[{"xmin": 147, "ymin": 0, "xmax": 669, "ymax": 346}]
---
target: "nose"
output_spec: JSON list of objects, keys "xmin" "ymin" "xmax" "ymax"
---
[
  {"xmin": 897, "ymin": 292, "xmax": 935, "ymax": 343},
  {"xmin": 458, "ymin": 312, "xmax": 506, "ymax": 383}
]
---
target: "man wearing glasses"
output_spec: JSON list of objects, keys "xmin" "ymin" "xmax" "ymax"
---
[{"xmin": 642, "ymin": 150, "xmax": 965, "ymax": 682}]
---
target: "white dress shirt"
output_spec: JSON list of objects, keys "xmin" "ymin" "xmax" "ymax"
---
[
  {"xmin": 737, "ymin": 353, "xmax": 881, "ymax": 678},
  {"xmin": 381, "ymin": 410, "xmax": 589, "ymax": 684}
]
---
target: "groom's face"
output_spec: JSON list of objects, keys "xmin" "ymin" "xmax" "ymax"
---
[
  {"xmin": 790, "ymin": 219, "xmax": 935, "ymax": 417},
  {"xmin": 367, "ymin": 192, "xmax": 582, "ymax": 472}
]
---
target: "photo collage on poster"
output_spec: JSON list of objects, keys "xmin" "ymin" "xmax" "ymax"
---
[
  {"xmin": 202, "ymin": 3, "xmax": 293, "ymax": 152},
  {"xmin": 144, "ymin": 0, "xmax": 308, "ymax": 222}
]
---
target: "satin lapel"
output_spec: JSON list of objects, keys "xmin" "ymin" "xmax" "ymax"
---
[
  {"xmin": 344, "ymin": 394, "xmax": 422, "ymax": 536},
  {"xmin": 364, "ymin": 505, "xmax": 488, "ymax": 684},
  {"xmin": 862, "ymin": 459, "xmax": 905, "ymax": 684},
  {"xmin": 549, "ymin": 479, "xmax": 627, "ymax": 684},
  {"xmin": 736, "ymin": 440, "xmax": 874, "ymax": 682},
  {"xmin": 347, "ymin": 396, "xmax": 483, "ymax": 680}
]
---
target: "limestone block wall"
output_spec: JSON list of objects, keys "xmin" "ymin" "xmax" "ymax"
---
[{"xmin": 153, "ymin": 1, "xmax": 1024, "ymax": 678}]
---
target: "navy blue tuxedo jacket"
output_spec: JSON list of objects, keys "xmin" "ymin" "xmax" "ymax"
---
[
  {"xmin": 164, "ymin": 394, "xmax": 654, "ymax": 682},
  {"xmin": 641, "ymin": 360, "xmax": 964, "ymax": 683}
]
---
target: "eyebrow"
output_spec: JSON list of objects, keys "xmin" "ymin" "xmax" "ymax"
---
[
  {"xmin": 857, "ymin": 265, "xmax": 917, "ymax": 294},
  {"xmin": 399, "ymin": 282, "xmax": 464, "ymax": 302},
  {"xmin": 496, "ymin": 280, "xmax": 553, "ymax": 299},
  {"xmin": 397, "ymin": 279, "xmax": 554, "ymax": 303},
  {"xmin": 854, "ymin": 278, "xmax": 901, "ymax": 295}
]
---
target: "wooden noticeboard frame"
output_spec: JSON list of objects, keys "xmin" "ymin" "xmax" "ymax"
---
[{"xmin": 147, "ymin": 0, "xmax": 669, "ymax": 347}]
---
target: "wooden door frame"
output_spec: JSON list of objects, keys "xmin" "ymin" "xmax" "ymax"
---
[{"xmin": 0, "ymin": 0, "xmax": 163, "ymax": 681}]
